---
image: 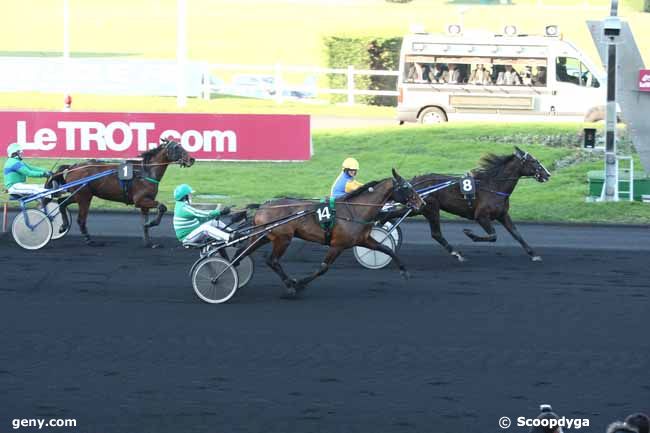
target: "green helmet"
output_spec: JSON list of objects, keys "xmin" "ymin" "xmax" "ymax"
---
[
  {"xmin": 174, "ymin": 184, "xmax": 195, "ymax": 201},
  {"xmin": 7, "ymin": 143, "xmax": 22, "ymax": 157}
]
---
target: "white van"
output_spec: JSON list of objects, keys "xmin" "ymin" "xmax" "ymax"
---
[{"xmin": 397, "ymin": 26, "xmax": 606, "ymax": 124}]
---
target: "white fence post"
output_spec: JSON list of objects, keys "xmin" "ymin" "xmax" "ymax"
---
[
  {"xmin": 202, "ymin": 66, "xmax": 211, "ymax": 100},
  {"xmin": 274, "ymin": 63, "xmax": 284, "ymax": 104},
  {"xmin": 347, "ymin": 65, "xmax": 355, "ymax": 106}
]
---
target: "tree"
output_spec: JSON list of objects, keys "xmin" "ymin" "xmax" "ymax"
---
[{"xmin": 645, "ymin": 0, "xmax": 650, "ymax": 12}]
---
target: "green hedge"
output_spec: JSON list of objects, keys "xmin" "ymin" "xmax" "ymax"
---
[
  {"xmin": 646, "ymin": 0, "xmax": 650, "ymax": 12},
  {"xmin": 324, "ymin": 36, "xmax": 402, "ymax": 106}
]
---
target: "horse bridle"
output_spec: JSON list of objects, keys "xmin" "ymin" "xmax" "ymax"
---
[
  {"xmin": 516, "ymin": 151, "xmax": 550, "ymax": 182},
  {"xmin": 392, "ymin": 179, "xmax": 422, "ymax": 210}
]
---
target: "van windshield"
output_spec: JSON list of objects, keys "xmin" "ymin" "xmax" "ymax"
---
[{"xmin": 403, "ymin": 55, "xmax": 547, "ymax": 87}]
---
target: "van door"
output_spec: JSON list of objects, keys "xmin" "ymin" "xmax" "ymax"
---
[{"xmin": 547, "ymin": 56, "xmax": 604, "ymax": 117}]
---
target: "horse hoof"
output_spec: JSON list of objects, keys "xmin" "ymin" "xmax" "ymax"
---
[
  {"xmin": 400, "ymin": 270, "xmax": 411, "ymax": 280},
  {"xmin": 145, "ymin": 243, "xmax": 163, "ymax": 249},
  {"xmin": 462, "ymin": 228, "xmax": 472, "ymax": 234},
  {"xmin": 531, "ymin": 255, "xmax": 543, "ymax": 262},
  {"xmin": 451, "ymin": 251, "xmax": 466, "ymax": 262},
  {"xmin": 280, "ymin": 287, "xmax": 298, "ymax": 299}
]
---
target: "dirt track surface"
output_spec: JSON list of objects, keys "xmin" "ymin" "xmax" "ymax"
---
[{"xmin": 1, "ymin": 226, "xmax": 649, "ymax": 433}]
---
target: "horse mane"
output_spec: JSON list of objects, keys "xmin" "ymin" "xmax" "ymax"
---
[
  {"xmin": 342, "ymin": 179, "xmax": 383, "ymax": 200},
  {"xmin": 473, "ymin": 153, "xmax": 517, "ymax": 178},
  {"xmin": 139, "ymin": 144, "xmax": 164, "ymax": 161}
]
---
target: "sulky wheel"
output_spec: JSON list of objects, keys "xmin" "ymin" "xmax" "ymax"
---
[
  {"xmin": 191, "ymin": 256, "xmax": 239, "ymax": 304},
  {"xmin": 44, "ymin": 202, "xmax": 72, "ymax": 240},
  {"xmin": 224, "ymin": 247, "xmax": 255, "ymax": 288},
  {"xmin": 12, "ymin": 209, "xmax": 53, "ymax": 250},
  {"xmin": 353, "ymin": 226, "xmax": 396, "ymax": 270}
]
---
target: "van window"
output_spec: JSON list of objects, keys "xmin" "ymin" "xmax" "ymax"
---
[
  {"xmin": 556, "ymin": 57, "xmax": 600, "ymax": 88},
  {"xmin": 402, "ymin": 55, "xmax": 546, "ymax": 86}
]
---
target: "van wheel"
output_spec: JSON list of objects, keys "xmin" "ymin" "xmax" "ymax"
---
[
  {"xmin": 419, "ymin": 107, "xmax": 447, "ymax": 124},
  {"xmin": 584, "ymin": 106, "xmax": 622, "ymax": 123}
]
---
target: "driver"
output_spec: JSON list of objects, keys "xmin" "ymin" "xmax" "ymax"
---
[
  {"xmin": 173, "ymin": 184, "xmax": 231, "ymax": 245},
  {"xmin": 330, "ymin": 157, "xmax": 363, "ymax": 198},
  {"xmin": 3, "ymin": 143, "xmax": 52, "ymax": 195}
]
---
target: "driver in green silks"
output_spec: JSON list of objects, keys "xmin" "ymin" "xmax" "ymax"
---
[{"xmin": 173, "ymin": 183, "xmax": 231, "ymax": 244}]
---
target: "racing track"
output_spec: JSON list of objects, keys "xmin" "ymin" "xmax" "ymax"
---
[{"xmin": 0, "ymin": 217, "xmax": 649, "ymax": 433}]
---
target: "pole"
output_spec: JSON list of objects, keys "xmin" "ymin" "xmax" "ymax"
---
[
  {"xmin": 176, "ymin": 0, "xmax": 187, "ymax": 107},
  {"xmin": 63, "ymin": 0, "xmax": 71, "ymax": 111},
  {"xmin": 602, "ymin": 0, "xmax": 619, "ymax": 201}
]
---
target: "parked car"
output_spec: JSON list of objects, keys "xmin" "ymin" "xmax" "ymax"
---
[{"xmin": 221, "ymin": 74, "xmax": 316, "ymax": 99}]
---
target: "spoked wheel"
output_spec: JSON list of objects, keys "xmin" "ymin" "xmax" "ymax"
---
[
  {"xmin": 353, "ymin": 226, "xmax": 396, "ymax": 270},
  {"xmin": 43, "ymin": 203, "xmax": 72, "ymax": 240},
  {"xmin": 382, "ymin": 221, "xmax": 403, "ymax": 250},
  {"xmin": 224, "ymin": 247, "xmax": 255, "ymax": 288},
  {"xmin": 191, "ymin": 257, "xmax": 239, "ymax": 304},
  {"xmin": 12, "ymin": 209, "xmax": 53, "ymax": 250}
]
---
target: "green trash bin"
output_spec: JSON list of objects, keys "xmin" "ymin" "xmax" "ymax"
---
[{"xmin": 587, "ymin": 170, "xmax": 650, "ymax": 201}]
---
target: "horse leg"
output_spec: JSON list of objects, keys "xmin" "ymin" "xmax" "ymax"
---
[
  {"xmin": 265, "ymin": 236, "xmax": 298, "ymax": 298},
  {"xmin": 358, "ymin": 236, "xmax": 410, "ymax": 280},
  {"xmin": 140, "ymin": 208, "xmax": 155, "ymax": 248},
  {"xmin": 136, "ymin": 200, "xmax": 166, "ymax": 248},
  {"xmin": 145, "ymin": 203, "xmax": 168, "ymax": 228},
  {"xmin": 76, "ymin": 195, "xmax": 97, "ymax": 245},
  {"xmin": 422, "ymin": 205, "xmax": 465, "ymax": 262},
  {"xmin": 498, "ymin": 213, "xmax": 541, "ymax": 261},
  {"xmin": 58, "ymin": 198, "xmax": 70, "ymax": 234},
  {"xmin": 294, "ymin": 247, "xmax": 343, "ymax": 291},
  {"xmin": 463, "ymin": 216, "xmax": 497, "ymax": 242}
]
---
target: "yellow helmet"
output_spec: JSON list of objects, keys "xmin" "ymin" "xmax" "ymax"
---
[{"xmin": 342, "ymin": 157, "xmax": 359, "ymax": 171}]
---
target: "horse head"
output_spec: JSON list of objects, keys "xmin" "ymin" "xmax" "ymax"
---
[
  {"xmin": 391, "ymin": 168, "xmax": 425, "ymax": 211},
  {"xmin": 160, "ymin": 138, "xmax": 195, "ymax": 168},
  {"xmin": 514, "ymin": 146, "xmax": 551, "ymax": 183}
]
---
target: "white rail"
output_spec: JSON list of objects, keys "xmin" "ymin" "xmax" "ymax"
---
[{"xmin": 202, "ymin": 63, "xmax": 399, "ymax": 105}]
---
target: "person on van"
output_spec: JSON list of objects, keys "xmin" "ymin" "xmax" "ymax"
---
[
  {"xmin": 522, "ymin": 66, "xmax": 534, "ymax": 86},
  {"xmin": 407, "ymin": 62, "xmax": 425, "ymax": 82},
  {"xmin": 442, "ymin": 63, "xmax": 461, "ymax": 84},
  {"xmin": 469, "ymin": 64, "xmax": 491, "ymax": 85},
  {"xmin": 496, "ymin": 65, "xmax": 522, "ymax": 85},
  {"xmin": 426, "ymin": 63, "xmax": 444, "ymax": 83},
  {"xmin": 533, "ymin": 66, "xmax": 547, "ymax": 86}
]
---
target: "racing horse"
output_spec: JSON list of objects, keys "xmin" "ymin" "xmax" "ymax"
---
[
  {"xmin": 236, "ymin": 169, "xmax": 425, "ymax": 298},
  {"xmin": 381, "ymin": 147, "xmax": 551, "ymax": 262},
  {"xmin": 48, "ymin": 138, "xmax": 194, "ymax": 247}
]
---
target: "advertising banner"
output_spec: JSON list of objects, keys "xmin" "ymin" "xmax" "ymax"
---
[{"xmin": 0, "ymin": 111, "xmax": 311, "ymax": 161}]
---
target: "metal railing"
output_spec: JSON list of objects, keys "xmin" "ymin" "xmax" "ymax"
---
[{"xmin": 202, "ymin": 63, "xmax": 399, "ymax": 105}]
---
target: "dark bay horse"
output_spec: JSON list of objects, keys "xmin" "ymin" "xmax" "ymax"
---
[
  {"xmin": 236, "ymin": 169, "xmax": 425, "ymax": 298},
  {"xmin": 381, "ymin": 147, "xmax": 551, "ymax": 262},
  {"xmin": 48, "ymin": 138, "xmax": 194, "ymax": 247}
]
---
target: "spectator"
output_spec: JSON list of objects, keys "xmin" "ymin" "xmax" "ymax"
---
[
  {"xmin": 496, "ymin": 64, "xmax": 522, "ymax": 85},
  {"xmin": 407, "ymin": 62, "xmax": 425, "ymax": 82},
  {"xmin": 426, "ymin": 63, "xmax": 444, "ymax": 83},
  {"xmin": 522, "ymin": 65, "xmax": 534, "ymax": 85},
  {"xmin": 469, "ymin": 64, "xmax": 492, "ymax": 85},
  {"xmin": 625, "ymin": 413, "xmax": 650, "ymax": 433},
  {"xmin": 533, "ymin": 66, "xmax": 547, "ymax": 86},
  {"xmin": 442, "ymin": 63, "xmax": 461, "ymax": 84}
]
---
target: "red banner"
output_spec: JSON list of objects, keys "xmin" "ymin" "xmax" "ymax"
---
[
  {"xmin": 639, "ymin": 69, "xmax": 650, "ymax": 92},
  {"xmin": 0, "ymin": 111, "xmax": 311, "ymax": 161}
]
